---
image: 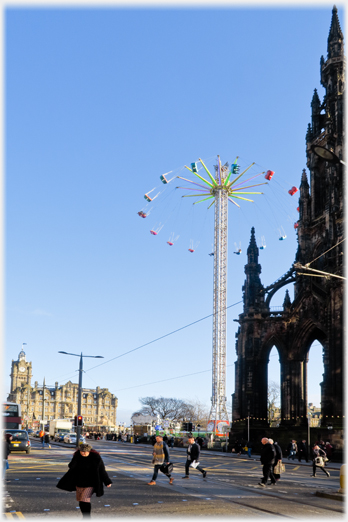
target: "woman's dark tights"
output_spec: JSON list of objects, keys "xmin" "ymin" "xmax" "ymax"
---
[{"xmin": 79, "ymin": 501, "xmax": 91, "ymax": 517}]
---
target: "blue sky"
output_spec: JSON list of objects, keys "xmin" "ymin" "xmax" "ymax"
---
[{"xmin": 4, "ymin": 4, "xmax": 339, "ymax": 424}]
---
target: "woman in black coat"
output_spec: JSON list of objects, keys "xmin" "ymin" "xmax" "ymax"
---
[
  {"xmin": 56, "ymin": 443, "xmax": 112, "ymax": 517},
  {"xmin": 3, "ymin": 433, "xmax": 12, "ymax": 479},
  {"xmin": 269, "ymin": 439, "xmax": 283, "ymax": 481}
]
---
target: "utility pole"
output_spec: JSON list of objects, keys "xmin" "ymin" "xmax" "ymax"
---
[
  {"xmin": 42, "ymin": 377, "xmax": 46, "ymax": 428},
  {"xmin": 59, "ymin": 351, "xmax": 104, "ymax": 448}
]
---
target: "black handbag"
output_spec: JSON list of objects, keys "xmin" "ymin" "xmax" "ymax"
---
[{"xmin": 160, "ymin": 462, "xmax": 174, "ymax": 474}]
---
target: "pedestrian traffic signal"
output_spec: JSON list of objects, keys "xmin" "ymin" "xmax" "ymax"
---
[{"xmin": 77, "ymin": 415, "xmax": 83, "ymax": 427}]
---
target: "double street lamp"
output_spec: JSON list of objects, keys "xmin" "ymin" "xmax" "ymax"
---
[{"xmin": 58, "ymin": 351, "xmax": 104, "ymax": 447}]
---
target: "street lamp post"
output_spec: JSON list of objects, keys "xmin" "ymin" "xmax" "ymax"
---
[
  {"xmin": 307, "ymin": 411, "xmax": 312, "ymax": 450},
  {"xmin": 311, "ymin": 144, "xmax": 346, "ymax": 165},
  {"xmin": 42, "ymin": 378, "xmax": 46, "ymax": 431},
  {"xmin": 58, "ymin": 351, "xmax": 104, "ymax": 448}
]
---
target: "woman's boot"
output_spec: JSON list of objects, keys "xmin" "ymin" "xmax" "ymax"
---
[{"xmin": 79, "ymin": 501, "xmax": 91, "ymax": 517}]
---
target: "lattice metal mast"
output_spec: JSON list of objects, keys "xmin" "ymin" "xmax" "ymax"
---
[
  {"xmin": 210, "ymin": 161, "xmax": 229, "ymax": 422},
  {"xmin": 177, "ymin": 156, "xmax": 266, "ymax": 426}
]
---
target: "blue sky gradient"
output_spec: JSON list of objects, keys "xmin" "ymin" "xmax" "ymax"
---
[{"xmin": 5, "ymin": 5, "xmax": 338, "ymax": 423}]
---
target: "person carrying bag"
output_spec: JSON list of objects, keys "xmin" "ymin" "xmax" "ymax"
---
[
  {"xmin": 147, "ymin": 435, "xmax": 174, "ymax": 486},
  {"xmin": 182, "ymin": 435, "xmax": 207, "ymax": 479},
  {"xmin": 311, "ymin": 445, "xmax": 330, "ymax": 478}
]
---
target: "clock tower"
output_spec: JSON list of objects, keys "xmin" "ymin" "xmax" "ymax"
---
[{"xmin": 10, "ymin": 344, "xmax": 32, "ymax": 392}]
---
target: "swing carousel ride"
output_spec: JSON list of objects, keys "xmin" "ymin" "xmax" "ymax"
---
[{"xmin": 138, "ymin": 155, "xmax": 299, "ymax": 431}]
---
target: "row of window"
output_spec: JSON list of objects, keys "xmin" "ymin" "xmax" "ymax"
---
[
  {"xmin": 34, "ymin": 415, "xmax": 114, "ymax": 421},
  {"xmin": 17, "ymin": 396, "xmax": 114, "ymax": 407},
  {"xmin": 22, "ymin": 403, "xmax": 115, "ymax": 411},
  {"xmin": 36, "ymin": 391, "xmax": 112, "ymax": 401}
]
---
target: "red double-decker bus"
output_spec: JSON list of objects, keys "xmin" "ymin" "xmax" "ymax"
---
[{"xmin": 3, "ymin": 402, "xmax": 22, "ymax": 429}]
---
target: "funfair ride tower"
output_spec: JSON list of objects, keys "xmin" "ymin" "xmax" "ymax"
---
[
  {"xmin": 210, "ymin": 162, "xmax": 229, "ymax": 424},
  {"xmin": 178, "ymin": 156, "xmax": 265, "ymax": 432}
]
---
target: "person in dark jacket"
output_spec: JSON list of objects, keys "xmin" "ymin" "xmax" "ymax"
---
[
  {"xmin": 324, "ymin": 442, "xmax": 333, "ymax": 462},
  {"xmin": 196, "ymin": 436, "xmax": 203, "ymax": 449},
  {"xmin": 56, "ymin": 443, "xmax": 112, "ymax": 517},
  {"xmin": 311, "ymin": 445, "xmax": 330, "ymax": 478},
  {"xmin": 298, "ymin": 440, "xmax": 308, "ymax": 462},
  {"xmin": 44, "ymin": 432, "xmax": 50, "ymax": 449},
  {"xmin": 268, "ymin": 438, "xmax": 283, "ymax": 481},
  {"xmin": 259, "ymin": 437, "xmax": 276, "ymax": 486},
  {"xmin": 287, "ymin": 440, "xmax": 298, "ymax": 460},
  {"xmin": 148, "ymin": 435, "xmax": 174, "ymax": 485},
  {"xmin": 182, "ymin": 435, "xmax": 207, "ymax": 479},
  {"xmin": 3, "ymin": 434, "xmax": 12, "ymax": 479},
  {"xmin": 235, "ymin": 440, "xmax": 242, "ymax": 456}
]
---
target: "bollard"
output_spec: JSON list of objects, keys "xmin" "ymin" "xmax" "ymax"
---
[{"xmin": 338, "ymin": 464, "xmax": 345, "ymax": 494}]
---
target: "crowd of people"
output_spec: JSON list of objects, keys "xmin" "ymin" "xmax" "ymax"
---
[
  {"xmin": 257, "ymin": 437, "xmax": 333, "ymax": 487},
  {"xmin": 55, "ymin": 433, "xmax": 207, "ymax": 516},
  {"xmin": 4, "ymin": 430, "xmax": 335, "ymax": 516},
  {"xmin": 231, "ymin": 438, "xmax": 333, "ymax": 463}
]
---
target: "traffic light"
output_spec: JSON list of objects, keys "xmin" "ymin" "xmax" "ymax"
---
[
  {"xmin": 74, "ymin": 416, "xmax": 77, "ymax": 426},
  {"xmin": 182, "ymin": 422, "xmax": 188, "ymax": 431},
  {"xmin": 187, "ymin": 422, "xmax": 193, "ymax": 432},
  {"xmin": 77, "ymin": 415, "xmax": 83, "ymax": 427}
]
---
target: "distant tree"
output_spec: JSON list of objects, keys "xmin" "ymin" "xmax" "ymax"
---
[
  {"xmin": 132, "ymin": 397, "xmax": 190, "ymax": 423},
  {"xmin": 181, "ymin": 399, "xmax": 210, "ymax": 429},
  {"xmin": 268, "ymin": 381, "xmax": 280, "ymax": 426},
  {"xmin": 132, "ymin": 397, "xmax": 211, "ymax": 428}
]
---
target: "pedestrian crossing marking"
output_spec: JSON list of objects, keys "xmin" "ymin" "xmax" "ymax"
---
[
  {"xmin": 8, "ymin": 462, "xmax": 68, "ymax": 471},
  {"xmin": 5, "ymin": 513, "xmax": 24, "ymax": 519}
]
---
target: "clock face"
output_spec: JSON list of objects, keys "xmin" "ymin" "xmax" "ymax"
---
[{"xmin": 19, "ymin": 366, "xmax": 25, "ymax": 373}]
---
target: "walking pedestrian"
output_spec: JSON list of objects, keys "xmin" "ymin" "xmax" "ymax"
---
[
  {"xmin": 258, "ymin": 437, "xmax": 276, "ymax": 487},
  {"xmin": 298, "ymin": 440, "xmax": 308, "ymax": 462},
  {"xmin": 311, "ymin": 445, "xmax": 330, "ymax": 478},
  {"xmin": 3, "ymin": 433, "xmax": 12, "ymax": 480},
  {"xmin": 196, "ymin": 436, "xmax": 203, "ymax": 449},
  {"xmin": 44, "ymin": 432, "xmax": 50, "ymax": 449},
  {"xmin": 147, "ymin": 435, "xmax": 174, "ymax": 486},
  {"xmin": 287, "ymin": 439, "xmax": 298, "ymax": 460},
  {"xmin": 169, "ymin": 436, "xmax": 175, "ymax": 449},
  {"xmin": 182, "ymin": 435, "xmax": 207, "ymax": 479},
  {"xmin": 246, "ymin": 441, "xmax": 253, "ymax": 458},
  {"xmin": 235, "ymin": 440, "xmax": 242, "ymax": 456},
  {"xmin": 268, "ymin": 439, "xmax": 283, "ymax": 481},
  {"xmin": 324, "ymin": 441, "xmax": 333, "ymax": 462},
  {"xmin": 56, "ymin": 443, "xmax": 112, "ymax": 517}
]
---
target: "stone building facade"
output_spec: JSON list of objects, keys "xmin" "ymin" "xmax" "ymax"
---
[
  {"xmin": 7, "ymin": 347, "xmax": 118, "ymax": 428},
  {"xmin": 232, "ymin": 6, "xmax": 344, "ymax": 429}
]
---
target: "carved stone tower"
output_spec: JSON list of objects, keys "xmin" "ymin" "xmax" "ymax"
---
[
  {"xmin": 10, "ymin": 345, "xmax": 32, "ymax": 393},
  {"xmin": 232, "ymin": 6, "xmax": 344, "ymax": 429}
]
